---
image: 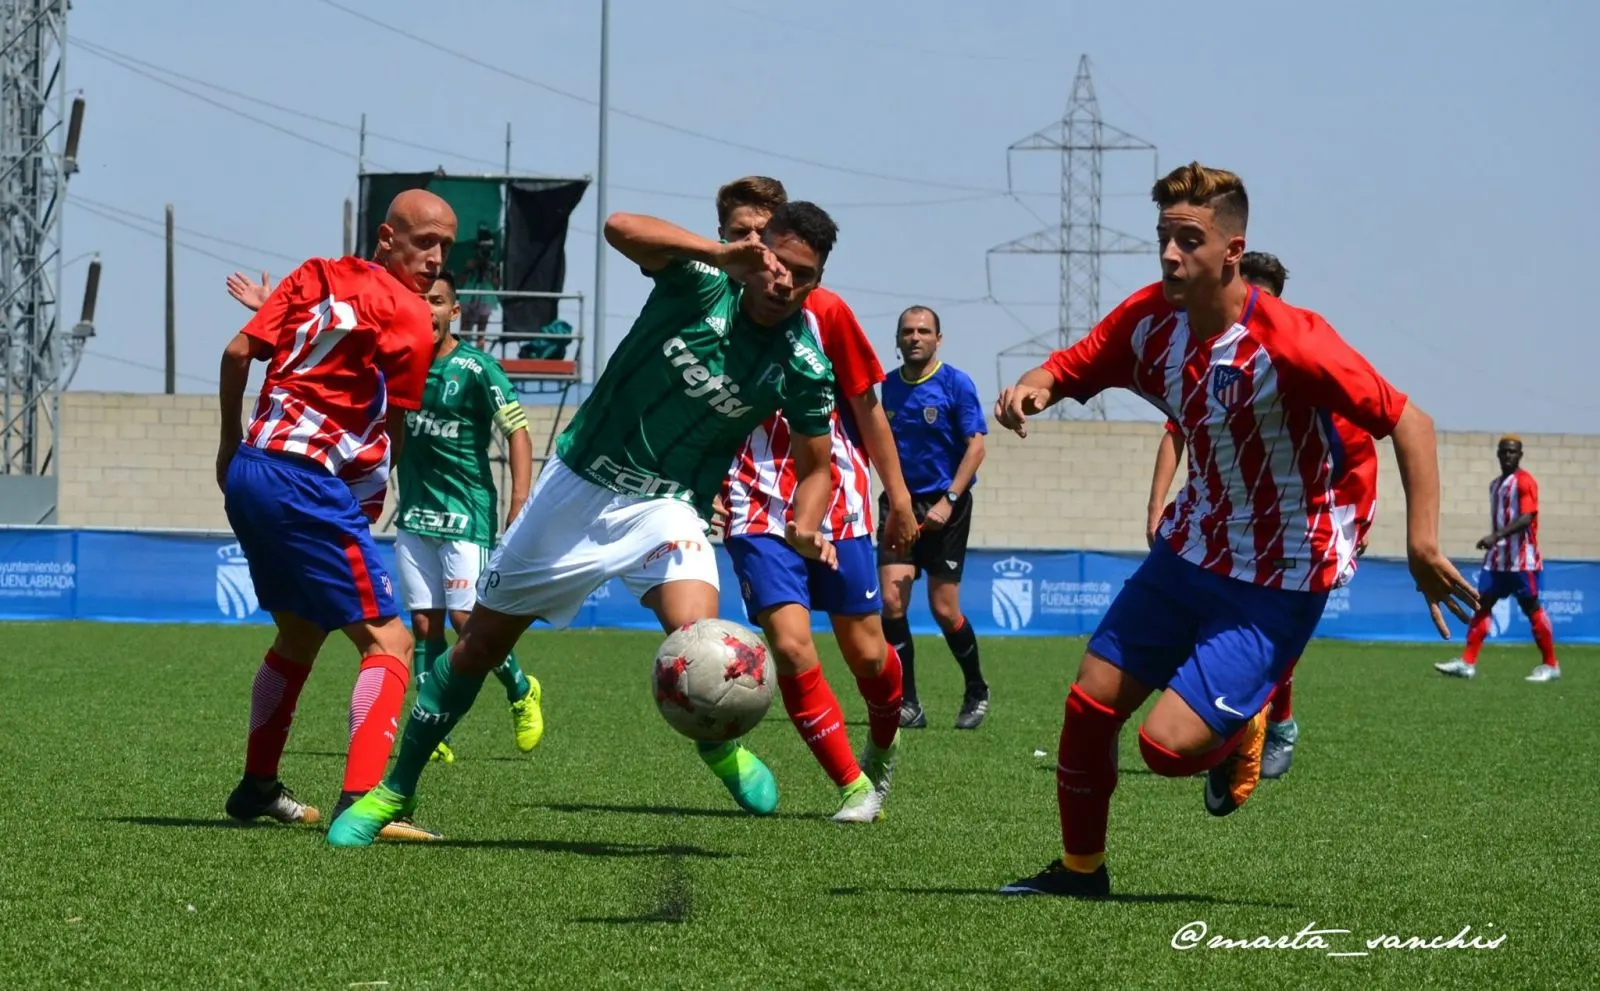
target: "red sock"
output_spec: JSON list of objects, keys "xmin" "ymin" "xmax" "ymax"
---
[
  {"xmin": 1269, "ymin": 659, "xmax": 1297, "ymax": 723},
  {"xmin": 1057, "ymin": 684, "xmax": 1126, "ymax": 866},
  {"xmin": 778, "ymin": 665, "xmax": 860, "ymax": 788},
  {"xmin": 1463, "ymin": 610, "xmax": 1491, "ymax": 663},
  {"xmin": 1530, "ymin": 608, "xmax": 1558, "ymax": 666},
  {"xmin": 853, "ymin": 644, "xmax": 904, "ymax": 751},
  {"xmin": 341, "ymin": 654, "xmax": 410, "ymax": 794},
  {"xmin": 1137, "ymin": 725, "xmax": 1241, "ymax": 776},
  {"xmin": 245, "ymin": 650, "xmax": 312, "ymax": 779}
]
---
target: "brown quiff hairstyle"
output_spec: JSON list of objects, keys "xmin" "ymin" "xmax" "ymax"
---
[
  {"xmin": 716, "ymin": 176, "xmax": 788, "ymax": 227},
  {"xmin": 1151, "ymin": 162, "xmax": 1249, "ymax": 234}
]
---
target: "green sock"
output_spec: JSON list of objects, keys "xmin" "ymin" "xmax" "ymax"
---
[
  {"xmin": 386, "ymin": 652, "xmax": 486, "ymax": 797},
  {"xmin": 416, "ymin": 638, "xmax": 449, "ymax": 691},
  {"xmin": 493, "ymin": 653, "xmax": 532, "ymax": 702}
]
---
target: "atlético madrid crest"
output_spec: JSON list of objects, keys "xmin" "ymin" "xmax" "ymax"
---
[
  {"xmin": 1211, "ymin": 365, "xmax": 1246, "ymax": 407},
  {"xmin": 922, "ymin": 405, "xmax": 938, "ymax": 425}
]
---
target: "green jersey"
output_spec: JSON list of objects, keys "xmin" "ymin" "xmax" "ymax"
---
[
  {"xmin": 556, "ymin": 258, "xmax": 836, "ymax": 522},
  {"xmin": 396, "ymin": 341, "xmax": 529, "ymax": 547}
]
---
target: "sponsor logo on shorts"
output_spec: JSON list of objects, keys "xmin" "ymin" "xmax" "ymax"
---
[
  {"xmin": 216, "ymin": 542, "xmax": 258, "ymax": 619},
  {"xmin": 445, "ymin": 578, "xmax": 472, "ymax": 590},
  {"xmin": 644, "ymin": 540, "xmax": 704, "ymax": 568},
  {"xmin": 991, "ymin": 555, "xmax": 1034, "ymax": 631}
]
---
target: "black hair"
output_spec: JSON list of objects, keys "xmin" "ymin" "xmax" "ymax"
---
[
  {"xmin": 897, "ymin": 305, "xmax": 941, "ymax": 334},
  {"xmin": 1239, "ymin": 251, "xmax": 1288, "ymax": 297},
  {"xmin": 431, "ymin": 269, "xmax": 458, "ymax": 296},
  {"xmin": 764, "ymin": 201, "xmax": 838, "ymax": 265}
]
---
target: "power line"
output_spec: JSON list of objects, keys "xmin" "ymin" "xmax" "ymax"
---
[
  {"xmin": 314, "ymin": 0, "xmax": 1025, "ymax": 195},
  {"xmin": 74, "ymin": 196, "xmax": 303, "ymax": 265},
  {"xmin": 71, "ymin": 200, "xmax": 262, "ymax": 271},
  {"xmin": 718, "ymin": 2, "xmax": 1058, "ymax": 65},
  {"xmin": 78, "ymin": 349, "xmax": 213, "ymax": 388}
]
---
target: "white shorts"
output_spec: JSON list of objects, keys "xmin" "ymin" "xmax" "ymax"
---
[
  {"xmin": 395, "ymin": 530, "xmax": 490, "ymax": 613},
  {"xmin": 477, "ymin": 456, "xmax": 719, "ymax": 628}
]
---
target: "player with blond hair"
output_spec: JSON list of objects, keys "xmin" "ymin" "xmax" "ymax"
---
[{"xmin": 995, "ymin": 163, "xmax": 1475, "ymax": 897}]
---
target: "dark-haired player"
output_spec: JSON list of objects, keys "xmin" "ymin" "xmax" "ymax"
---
[
  {"xmin": 329, "ymin": 202, "xmax": 847, "ymax": 846},
  {"xmin": 996, "ymin": 162, "xmax": 1475, "ymax": 897}
]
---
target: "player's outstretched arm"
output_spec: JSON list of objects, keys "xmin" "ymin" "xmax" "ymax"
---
[
  {"xmin": 994, "ymin": 367, "xmax": 1060, "ymax": 438},
  {"xmin": 1147, "ymin": 428, "xmax": 1182, "ymax": 547},
  {"xmin": 603, "ymin": 212, "xmax": 782, "ymax": 281},
  {"xmin": 847, "ymin": 389, "xmax": 916, "ymax": 553},
  {"xmin": 1391, "ymin": 402, "xmax": 1479, "ymax": 637},
  {"xmin": 785, "ymin": 431, "xmax": 839, "ymax": 570}
]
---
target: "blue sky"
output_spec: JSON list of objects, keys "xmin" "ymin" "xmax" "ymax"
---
[{"xmin": 60, "ymin": 0, "xmax": 1598, "ymax": 433}]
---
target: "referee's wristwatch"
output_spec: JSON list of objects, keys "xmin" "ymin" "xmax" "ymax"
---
[{"xmin": 943, "ymin": 489, "xmax": 960, "ymax": 505}]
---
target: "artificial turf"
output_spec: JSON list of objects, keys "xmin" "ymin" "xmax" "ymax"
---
[{"xmin": 0, "ymin": 622, "xmax": 1592, "ymax": 989}]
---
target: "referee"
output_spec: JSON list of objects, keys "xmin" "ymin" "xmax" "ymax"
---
[{"xmin": 877, "ymin": 305, "xmax": 990, "ymax": 730}]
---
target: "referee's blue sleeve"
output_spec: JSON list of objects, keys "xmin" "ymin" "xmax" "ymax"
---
[{"xmin": 953, "ymin": 370, "xmax": 988, "ymax": 438}]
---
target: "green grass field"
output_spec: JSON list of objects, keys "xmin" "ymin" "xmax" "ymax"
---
[{"xmin": 0, "ymin": 622, "xmax": 1594, "ymax": 989}]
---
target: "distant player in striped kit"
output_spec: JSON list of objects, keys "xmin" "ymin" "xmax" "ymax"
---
[
  {"xmin": 215, "ymin": 189, "xmax": 455, "ymax": 834},
  {"xmin": 995, "ymin": 163, "xmax": 1475, "ymax": 898},
  {"xmin": 1435, "ymin": 436, "xmax": 1560, "ymax": 682},
  {"xmin": 1143, "ymin": 251, "xmax": 1380, "ymax": 780},
  {"xmin": 713, "ymin": 177, "xmax": 919, "ymax": 824}
]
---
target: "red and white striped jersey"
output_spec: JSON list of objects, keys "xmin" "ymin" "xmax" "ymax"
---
[
  {"xmin": 1483, "ymin": 469, "xmax": 1541, "ymax": 572},
  {"xmin": 1163, "ymin": 411, "xmax": 1379, "ymax": 587},
  {"xmin": 1051, "ymin": 283, "xmax": 1408, "ymax": 593},
  {"xmin": 723, "ymin": 287, "xmax": 883, "ymax": 541},
  {"xmin": 241, "ymin": 257, "xmax": 434, "ymax": 521}
]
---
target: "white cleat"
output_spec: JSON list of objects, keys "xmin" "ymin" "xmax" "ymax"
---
[
  {"xmin": 1525, "ymin": 664, "xmax": 1561, "ymax": 683},
  {"xmin": 831, "ymin": 778, "xmax": 885, "ymax": 824},
  {"xmin": 1434, "ymin": 658, "xmax": 1477, "ymax": 679},
  {"xmin": 859, "ymin": 732, "xmax": 899, "ymax": 801}
]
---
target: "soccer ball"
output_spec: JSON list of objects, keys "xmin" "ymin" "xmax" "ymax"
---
[{"xmin": 652, "ymin": 618, "xmax": 774, "ymax": 742}]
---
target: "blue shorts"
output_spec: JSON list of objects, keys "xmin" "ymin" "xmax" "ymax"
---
[
  {"xmin": 726, "ymin": 533, "xmax": 880, "ymax": 619},
  {"xmin": 223, "ymin": 444, "xmax": 397, "ymax": 632},
  {"xmin": 1478, "ymin": 569, "xmax": 1541, "ymax": 608},
  {"xmin": 1088, "ymin": 541, "xmax": 1328, "ymax": 737}
]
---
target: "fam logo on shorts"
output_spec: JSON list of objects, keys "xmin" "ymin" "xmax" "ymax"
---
[
  {"xmin": 215, "ymin": 542, "xmax": 258, "ymax": 619},
  {"xmin": 991, "ymin": 555, "xmax": 1034, "ymax": 631},
  {"xmin": 644, "ymin": 540, "xmax": 703, "ymax": 568}
]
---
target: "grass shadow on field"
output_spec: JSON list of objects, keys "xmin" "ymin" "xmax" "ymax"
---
[
  {"xmin": 526, "ymin": 801, "xmax": 821, "ymax": 822},
  {"xmin": 573, "ymin": 856, "xmax": 695, "ymax": 925},
  {"xmin": 829, "ymin": 886, "xmax": 1296, "ymax": 908},
  {"xmin": 432, "ymin": 838, "xmax": 732, "ymax": 859},
  {"xmin": 108, "ymin": 816, "xmax": 250, "ymax": 830}
]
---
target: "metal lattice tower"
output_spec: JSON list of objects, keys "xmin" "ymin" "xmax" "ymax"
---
[
  {"xmin": 987, "ymin": 55, "xmax": 1157, "ymax": 419},
  {"xmin": 0, "ymin": 0, "xmax": 70, "ymax": 478}
]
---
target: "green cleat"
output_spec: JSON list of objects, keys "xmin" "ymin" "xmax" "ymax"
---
[
  {"xmin": 697, "ymin": 740, "xmax": 779, "ymax": 816},
  {"xmin": 509, "ymin": 676, "xmax": 544, "ymax": 753},
  {"xmin": 327, "ymin": 784, "xmax": 410, "ymax": 848}
]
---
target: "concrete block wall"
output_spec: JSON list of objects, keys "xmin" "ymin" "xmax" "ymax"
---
[{"xmin": 55, "ymin": 393, "xmax": 1600, "ymax": 561}]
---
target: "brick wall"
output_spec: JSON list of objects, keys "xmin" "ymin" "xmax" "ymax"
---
[{"xmin": 57, "ymin": 393, "xmax": 1600, "ymax": 560}]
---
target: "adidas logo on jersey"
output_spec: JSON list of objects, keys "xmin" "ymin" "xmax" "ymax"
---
[
  {"xmin": 662, "ymin": 337, "xmax": 752, "ymax": 418},
  {"xmin": 407, "ymin": 409, "xmax": 461, "ymax": 438}
]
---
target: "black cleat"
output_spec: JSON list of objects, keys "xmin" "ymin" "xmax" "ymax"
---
[
  {"xmin": 999, "ymin": 860, "xmax": 1111, "ymax": 898},
  {"xmin": 954, "ymin": 689, "xmax": 989, "ymax": 730},
  {"xmin": 225, "ymin": 776, "xmax": 320, "ymax": 825},
  {"xmin": 899, "ymin": 701, "xmax": 927, "ymax": 729}
]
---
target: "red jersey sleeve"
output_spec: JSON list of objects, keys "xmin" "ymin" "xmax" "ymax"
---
[
  {"xmin": 1263, "ymin": 304, "xmax": 1409, "ymax": 440},
  {"xmin": 1163, "ymin": 419, "xmax": 1181, "ymax": 437},
  {"xmin": 808, "ymin": 289, "xmax": 883, "ymax": 399},
  {"xmin": 240, "ymin": 260, "xmax": 315, "ymax": 346},
  {"xmin": 1518, "ymin": 471, "xmax": 1539, "ymax": 516},
  {"xmin": 375, "ymin": 292, "xmax": 434, "ymax": 412},
  {"xmin": 1041, "ymin": 290, "xmax": 1145, "ymax": 403}
]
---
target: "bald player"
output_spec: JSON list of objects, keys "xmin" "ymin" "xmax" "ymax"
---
[{"xmin": 218, "ymin": 190, "xmax": 456, "ymax": 837}]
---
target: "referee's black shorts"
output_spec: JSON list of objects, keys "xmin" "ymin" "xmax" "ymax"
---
[{"xmin": 875, "ymin": 490, "xmax": 974, "ymax": 582}]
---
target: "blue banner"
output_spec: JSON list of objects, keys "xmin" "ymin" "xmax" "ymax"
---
[{"xmin": 2, "ymin": 527, "xmax": 1595, "ymax": 644}]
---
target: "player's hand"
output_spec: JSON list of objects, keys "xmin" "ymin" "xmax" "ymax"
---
[
  {"xmin": 1475, "ymin": 535, "xmax": 1495, "ymax": 551},
  {"xmin": 505, "ymin": 495, "xmax": 527, "ymax": 531},
  {"xmin": 885, "ymin": 498, "xmax": 918, "ymax": 556},
  {"xmin": 994, "ymin": 385, "xmax": 1052, "ymax": 438},
  {"xmin": 922, "ymin": 500, "xmax": 951, "ymax": 532},
  {"xmin": 710, "ymin": 494, "xmax": 731, "ymax": 534},
  {"xmin": 1408, "ymin": 543, "xmax": 1479, "ymax": 639},
  {"xmin": 1356, "ymin": 539, "xmax": 1369, "ymax": 558},
  {"xmin": 785, "ymin": 521, "xmax": 838, "ymax": 570},
  {"xmin": 1145, "ymin": 512, "xmax": 1162, "ymax": 549},
  {"xmin": 714, "ymin": 239, "xmax": 785, "ymax": 284},
  {"xmin": 226, "ymin": 270, "xmax": 271, "ymax": 312},
  {"xmin": 214, "ymin": 441, "xmax": 236, "ymax": 494}
]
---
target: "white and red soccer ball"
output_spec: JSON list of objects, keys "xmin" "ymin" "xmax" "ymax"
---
[{"xmin": 652, "ymin": 618, "xmax": 774, "ymax": 742}]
